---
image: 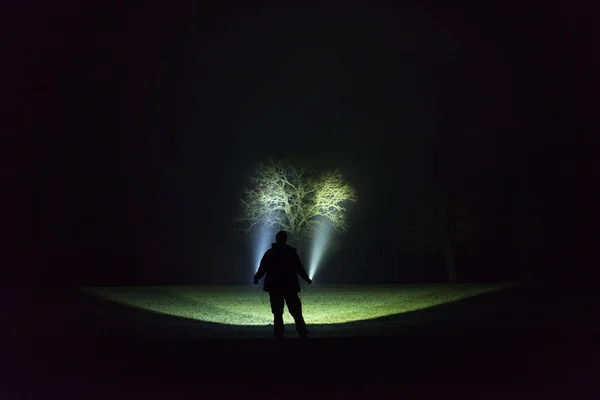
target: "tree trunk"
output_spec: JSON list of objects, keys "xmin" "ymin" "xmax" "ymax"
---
[
  {"xmin": 523, "ymin": 248, "xmax": 534, "ymax": 282},
  {"xmin": 444, "ymin": 246, "xmax": 457, "ymax": 283}
]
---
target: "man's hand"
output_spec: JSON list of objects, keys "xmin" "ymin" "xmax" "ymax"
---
[
  {"xmin": 307, "ymin": 279, "xmax": 312, "ymax": 285},
  {"xmin": 253, "ymin": 276, "xmax": 259, "ymax": 285}
]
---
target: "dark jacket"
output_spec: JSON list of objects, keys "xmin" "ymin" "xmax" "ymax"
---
[{"xmin": 254, "ymin": 243, "xmax": 311, "ymax": 293}]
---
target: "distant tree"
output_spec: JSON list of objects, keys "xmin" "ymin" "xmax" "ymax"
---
[
  {"xmin": 510, "ymin": 210, "xmax": 543, "ymax": 281},
  {"xmin": 237, "ymin": 160, "xmax": 357, "ymax": 247},
  {"xmin": 406, "ymin": 192, "xmax": 476, "ymax": 283}
]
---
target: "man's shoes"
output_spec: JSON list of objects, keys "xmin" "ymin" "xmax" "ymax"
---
[{"xmin": 299, "ymin": 329, "xmax": 310, "ymax": 339}]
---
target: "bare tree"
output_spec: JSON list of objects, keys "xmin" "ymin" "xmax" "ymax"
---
[
  {"xmin": 510, "ymin": 210, "xmax": 543, "ymax": 281},
  {"xmin": 238, "ymin": 161, "xmax": 357, "ymax": 244},
  {"xmin": 407, "ymin": 192, "xmax": 475, "ymax": 283}
]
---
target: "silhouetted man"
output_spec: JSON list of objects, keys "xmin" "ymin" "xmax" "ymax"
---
[{"xmin": 253, "ymin": 231, "xmax": 312, "ymax": 339}]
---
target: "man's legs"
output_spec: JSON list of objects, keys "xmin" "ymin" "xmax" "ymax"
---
[
  {"xmin": 285, "ymin": 292, "xmax": 308, "ymax": 337},
  {"xmin": 269, "ymin": 292, "xmax": 285, "ymax": 337}
]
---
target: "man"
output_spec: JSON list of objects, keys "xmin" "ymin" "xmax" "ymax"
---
[{"xmin": 253, "ymin": 231, "xmax": 312, "ymax": 339}]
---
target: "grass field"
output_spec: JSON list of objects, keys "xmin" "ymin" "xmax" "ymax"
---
[
  {"xmin": 80, "ymin": 283, "xmax": 513, "ymax": 326},
  {"xmin": 13, "ymin": 283, "xmax": 597, "ymax": 393}
]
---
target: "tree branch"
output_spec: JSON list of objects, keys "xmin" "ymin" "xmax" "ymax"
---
[{"xmin": 237, "ymin": 162, "xmax": 356, "ymax": 238}]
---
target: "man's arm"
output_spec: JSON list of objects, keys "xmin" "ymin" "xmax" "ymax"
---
[
  {"xmin": 294, "ymin": 251, "xmax": 312, "ymax": 284},
  {"xmin": 253, "ymin": 251, "xmax": 270, "ymax": 283}
]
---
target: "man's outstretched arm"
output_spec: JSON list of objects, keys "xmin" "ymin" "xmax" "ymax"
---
[
  {"xmin": 294, "ymin": 252, "xmax": 312, "ymax": 284},
  {"xmin": 254, "ymin": 251, "xmax": 270, "ymax": 284}
]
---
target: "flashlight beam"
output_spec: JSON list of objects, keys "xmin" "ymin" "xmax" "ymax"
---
[{"xmin": 309, "ymin": 219, "xmax": 333, "ymax": 278}]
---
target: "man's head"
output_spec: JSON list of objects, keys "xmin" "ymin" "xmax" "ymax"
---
[{"xmin": 275, "ymin": 230, "xmax": 288, "ymax": 245}]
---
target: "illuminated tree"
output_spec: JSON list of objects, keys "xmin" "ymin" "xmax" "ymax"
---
[{"xmin": 238, "ymin": 160, "xmax": 357, "ymax": 244}]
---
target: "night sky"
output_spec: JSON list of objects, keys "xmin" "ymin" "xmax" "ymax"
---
[{"xmin": 6, "ymin": 3, "xmax": 596, "ymax": 286}]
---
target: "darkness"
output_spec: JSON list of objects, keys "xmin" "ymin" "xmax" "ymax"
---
[{"xmin": 5, "ymin": 2, "xmax": 597, "ymax": 287}]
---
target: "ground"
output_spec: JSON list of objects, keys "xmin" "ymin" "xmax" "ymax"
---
[
  {"xmin": 3, "ymin": 283, "xmax": 600, "ymax": 398},
  {"xmin": 78, "ymin": 283, "xmax": 513, "ymax": 332}
]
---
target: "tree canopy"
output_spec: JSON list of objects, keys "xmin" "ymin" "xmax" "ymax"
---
[{"xmin": 238, "ymin": 160, "xmax": 357, "ymax": 241}]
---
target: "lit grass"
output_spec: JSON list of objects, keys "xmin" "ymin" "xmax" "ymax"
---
[{"xmin": 80, "ymin": 284, "xmax": 512, "ymax": 326}]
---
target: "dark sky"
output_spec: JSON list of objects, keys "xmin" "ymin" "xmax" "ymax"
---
[{"xmin": 6, "ymin": 2, "xmax": 596, "ymax": 285}]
